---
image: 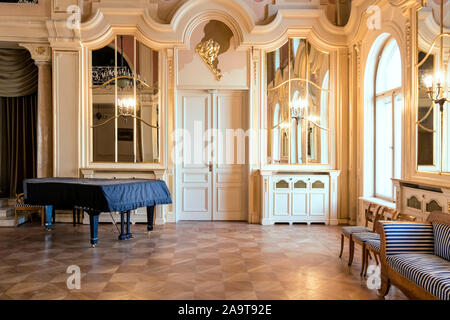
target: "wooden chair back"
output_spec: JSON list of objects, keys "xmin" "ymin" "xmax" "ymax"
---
[
  {"xmin": 379, "ymin": 207, "xmax": 398, "ymax": 221},
  {"xmin": 372, "ymin": 207, "xmax": 399, "ymax": 233},
  {"xmin": 365, "ymin": 203, "xmax": 382, "ymax": 230},
  {"xmin": 16, "ymin": 193, "xmax": 25, "ymax": 204}
]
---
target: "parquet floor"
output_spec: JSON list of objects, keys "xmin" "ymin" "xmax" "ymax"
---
[{"xmin": 0, "ymin": 221, "xmax": 407, "ymax": 300}]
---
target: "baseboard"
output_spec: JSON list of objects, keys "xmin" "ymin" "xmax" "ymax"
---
[
  {"xmin": 338, "ymin": 218, "xmax": 352, "ymax": 225},
  {"xmin": 329, "ymin": 218, "xmax": 340, "ymax": 226}
]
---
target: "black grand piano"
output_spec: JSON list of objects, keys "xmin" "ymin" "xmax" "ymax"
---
[{"xmin": 23, "ymin": 178, "xmax": 172, "ymax": 247}]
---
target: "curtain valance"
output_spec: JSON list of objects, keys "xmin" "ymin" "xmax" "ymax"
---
[{"xmin": 0, "ymin": 48, "xmax": 38, "ymax": 97}]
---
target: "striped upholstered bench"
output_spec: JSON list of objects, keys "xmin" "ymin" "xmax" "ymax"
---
[{"xmin": 377, "ymin": 212, "xmax": 450, "ymax": 300}]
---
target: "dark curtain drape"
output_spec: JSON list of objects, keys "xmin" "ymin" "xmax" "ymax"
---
[
  {"xmin": 0, "ymin": 48, "xmax": 38, "ymax": 198},
  {"xmin": 0, "ymin": 95, "xmax": 37, "ymax": 197}
]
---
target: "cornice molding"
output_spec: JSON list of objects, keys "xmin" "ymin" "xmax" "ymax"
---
[
  {"xmin": 0, "ymin": 16, "xmax": 48, "ymax": 43},
  {"xmin": 78, "ymin": 0, "xmax": 350, "ymax": 51}
]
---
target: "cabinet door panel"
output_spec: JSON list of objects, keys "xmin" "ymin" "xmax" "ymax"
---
[
  {"xmin": 310, "ymin": 193, "xmax": 327, "ymax": 216},
  {"xmin": 274, "ymin": 193, "xmax": 290, "ymax": 216},
  {"xmin": 292, "ymin": 193, "xmax": 308, "ymax": 216}
]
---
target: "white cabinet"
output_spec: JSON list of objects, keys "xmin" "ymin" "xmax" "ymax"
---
[
  {"xmin": 393, "ymin": 179, "xmax": 450, "ymax": 222},
  {"xmin": 261, "ymin": 171, "xmax": 339, "ymax": 225}
]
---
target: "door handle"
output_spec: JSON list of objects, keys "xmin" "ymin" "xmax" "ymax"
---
[{"xmin": 208, "ymin": 162, "xmax": 213, "ymax": 172}]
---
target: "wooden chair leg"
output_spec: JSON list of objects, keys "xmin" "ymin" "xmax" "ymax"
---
[
  {"xmin": 348, "ymin": 237, "xmax": 355, "ymax": 266},
  {"xmin": 378, "ymin": 275, "xmax": 391, "ymax": 298},
  {"xmin": 360, "ymin": 244, "xmax": 366, "ymax": 276},
  {"xmin": 41, "ymin": 208, "xmax": 44, "ymax": 226},
  {"xmin": 339, "ymin": 234, "xmax": 344, "ymax": 258},
  {"xmin": 14, "ymin": 209, "xmax": 18, "ymax": 227},
  {"xmin": 364, "ymin": 248, "xmax": 370, "ymax": 277}
]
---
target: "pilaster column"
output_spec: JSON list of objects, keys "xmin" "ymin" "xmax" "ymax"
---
[{"xmin": 20, "ymin": 44, "xmax": 53, "ymax": 178}]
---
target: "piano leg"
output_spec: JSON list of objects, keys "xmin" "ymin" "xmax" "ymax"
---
[
  {"xmin": 88, "ymin": 213, "xmax": 99, "ymax": 247},
  {"xmin": 118, "ymin": 211, "xmax": 127, "ymax": 240},
  {"xmin": 126, "ymin": 210, "xmax": 132, "ymax": 239},
  {"xmin": 146, "ymin": 206, "xmax": 155, "ymax": 232},
  {"xmin": 44, "ymin": 205, "xmax": 53, "ymax": 230}
]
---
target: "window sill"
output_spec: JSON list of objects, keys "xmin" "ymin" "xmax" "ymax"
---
[{"xmin": 359, "ymin": 196, "xmax": 395, "ymax": 209}]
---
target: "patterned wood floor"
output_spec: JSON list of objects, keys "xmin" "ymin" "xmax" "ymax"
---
[{"xmin": 0, "ymin": 221, "xmax": 407, "ymax": 300}]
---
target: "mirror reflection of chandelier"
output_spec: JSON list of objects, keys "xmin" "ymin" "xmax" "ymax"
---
[
  {"xmin": 420, "ymin": 0, "xmax": 449, "ymax": 111},
  {"xmin": 117, "ymin": 97, "xmax": 136, "ymax": 116},
  {"xmin": 288, "ymin": 95, "xmax": 329, "ymax": 131},
  {"xmin": 417, "ymin": 0, "xmax": 449, "ymax": 171},
  {"xmin": 91, "ymin": 35, "xmax": 159, "ymax": 129}
]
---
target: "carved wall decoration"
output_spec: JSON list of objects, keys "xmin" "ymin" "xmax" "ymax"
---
[
  {"xmin": 19, "ymin": 43, "xmax": 51, "ymax": 64},
  {"xmin": 196, "ymin": 39, "xmax": 223, "ymax": 80},
  {"xmin": 194, "ymin": 20, "xmax": 234, "ymax": 81},
  {"xmin": 354, "ymin": 42, "xmax": 361, "ymax": 87},
  {"xmin": 167, "ymin": 48, "xmax": 174, "ymax": 88},
  {"xmin": 405, "ymin": 18, "xmax": 411, "ymax": 63}
]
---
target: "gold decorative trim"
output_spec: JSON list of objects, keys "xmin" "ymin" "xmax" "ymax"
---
[
  {"xmin": 91, "ymin": 114, "xmax": 159, "ymax": 129},
  {"xmin": 416, "ymin": 33, "xmax": 450, "ymax": 67},
  {"xmin": 196, "ymin": 39, "xmax": 223, "ymax": 81},
  {"xmin": 267, "ymin": 77, "xmax": 330, "ymax": 92}
]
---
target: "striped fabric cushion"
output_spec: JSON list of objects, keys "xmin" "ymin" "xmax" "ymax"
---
[
  {"xmin": 383, "ymin": 223, "xmax": 434, "ymax": 255},
  {"xmin": 387, "ymin": 254, "xmax": 450, "ymax": 300},
  {"xmin": 352, "ymin": 232, "xmax": 380, "ymax": 242},
  {"xmin": 341, "ymin": 226, "xmax": 371, "ymax": 235},
  {"xmin": 366, "ymin": 239, "xmax": 380, "ymax": 252},
  {"xmin": 433, "ymin": 223, "xmax": 450, "ymax": 261}
]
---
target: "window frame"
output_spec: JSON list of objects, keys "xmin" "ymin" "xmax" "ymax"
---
[{"xmin": 373, "ymin": 37, "xmax": 402, "ymax": 201}]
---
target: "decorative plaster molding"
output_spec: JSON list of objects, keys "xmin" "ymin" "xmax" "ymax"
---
[
  {"xmin": 354, "ymin": 41, "xmax": 361, "ymax": 87},
  {"xmin": 78, "ymin": 0, "xmax": 350, "ymax": 50},
  {"xmin": 19, "ymin": 43, "xmax": 52, "ymax": 63},
  {"xmin": 252, "ymin": 48, "xmax": 259, "ymax": 86},
  {"xmin": 167, "ymin": 48, "xmax": 174, "ymax": 88},
  {"xmin": 405, "ymin": 17, "xmax": 411, "ymax": 64}
]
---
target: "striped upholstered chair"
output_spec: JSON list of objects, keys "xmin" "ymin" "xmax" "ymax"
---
[
  {"xmin": 339, "ymin": 203, "xmax": 381, "ymax": 266},
  {"xmin": 364, "ymin": 213, "xmax": 417, "ymax": 277},
  {"xmin": 352, "ymin": 206, "xmax": 396, "ymax": 276},
  {"xmin": 377, "ymin": 211, "xmax": 450, "ymax": 300}
]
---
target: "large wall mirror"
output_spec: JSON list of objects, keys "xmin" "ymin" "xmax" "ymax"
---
[
  {"xmin": 266, "ymin": 38, "xmax": 330, "ymax": 165},
  {"xmin": 416, "ymin": 1, "xmax": 449, "ymax": 173},
  {"xmin": 90, "ymin": 35, "xmax": 160, "ymax": 163}
]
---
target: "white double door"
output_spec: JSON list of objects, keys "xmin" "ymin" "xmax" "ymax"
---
[{"xmin": 177, "ymin": 90, "xmax": 248, "ymax": 221}]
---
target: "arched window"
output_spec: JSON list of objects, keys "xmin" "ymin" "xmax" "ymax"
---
[{"xmin": 365, "ymin": 36, "xmax": 402, "ymax": 201}]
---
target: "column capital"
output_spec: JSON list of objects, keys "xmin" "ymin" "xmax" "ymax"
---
[{"xmin": 19, "ymin": 43, "xmax": 52, "ymax": 64}]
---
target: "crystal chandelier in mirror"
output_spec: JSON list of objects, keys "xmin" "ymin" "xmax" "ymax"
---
[{"xmin": 417, "ymin": 0, "xmax": 450, "ymax": 172}]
